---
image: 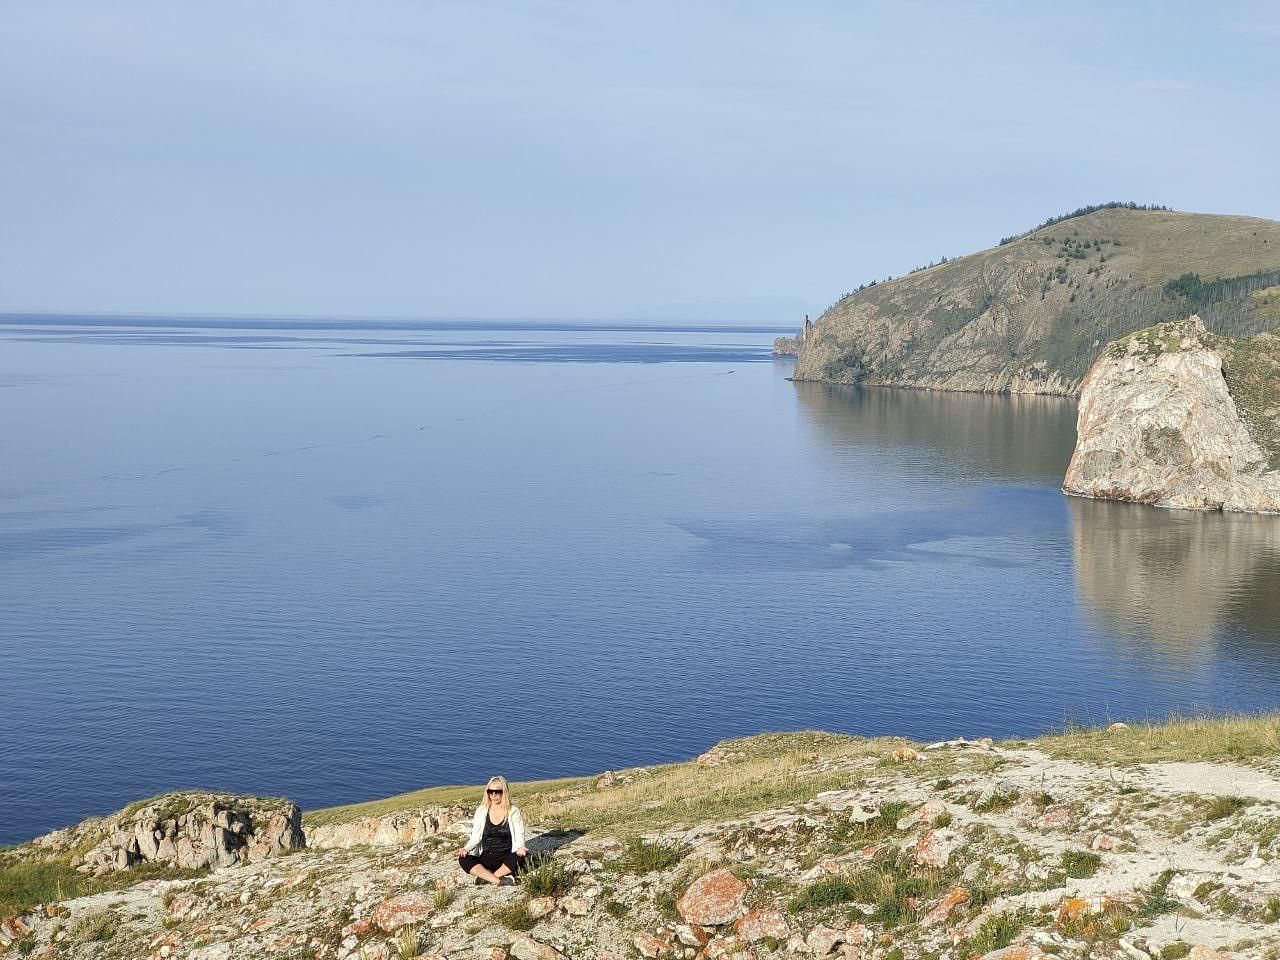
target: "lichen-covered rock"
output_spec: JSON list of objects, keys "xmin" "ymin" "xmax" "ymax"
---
[
  {"xmin": 733, "ymin": 908, "xmax": 789, "ymax": 942},
  {"xmin": 31, "ymin": 793, "xmax": 304, "ymax": 875},
  {"xmin": 1064, "ymin": 316, "xmax": 1280, "ymax": 513},
  {"xmin": 371, "ymin": 891, "xmax": 434, "ymax": 931},
  {"xmin": 306, "ymin": 806, "xmax": 466, "ymax": 849},
  {"xmin": 675, "ymin": 868, "xmax": 747, "ymax": 926}
]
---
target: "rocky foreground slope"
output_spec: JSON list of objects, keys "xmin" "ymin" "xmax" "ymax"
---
[
  {"xmin": 5, "ymin": 718, "xmax": 1280, "ymax": 960},
  {"xmin": 788, "ymin": 206, "xmax": 1280, "ymax": 396},
  {"xmin": 1064, "ymin": 316, "xmax": 1280, "ymax": 513}
]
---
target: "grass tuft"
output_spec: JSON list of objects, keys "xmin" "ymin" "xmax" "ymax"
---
[
  {"xmin": 1038, "ymin": 711, "xmax": 1280, "ymax": 766},
  {"xmin": 614, "ymin": 838, "xmax": 686, "ymax": 874},
  {"xmin": 788, "ymin": 875, "xmax": 860, "ymax": 913},
  {"xmin": 491, "ymin": 899, "xmax": 536, "ymax": 932},
  {"xmin": 520, "ymin": 855, "xmax": 573, "ymax": 898},
  {"xmin": 1060, "ymin": 849, "xmax": 1102, "ymax": 879},
  {"xmin": 1204, "ymin": 795, "xmax": 1251, "ymax": 822},
  {"xmin": 393, "ymin": 923, "xmax": 425, "ymax": 960}
]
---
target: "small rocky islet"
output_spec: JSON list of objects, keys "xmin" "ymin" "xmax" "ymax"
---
[{"xmin": 4, "ymin": 720, "xmax": 1280, "ymax": 960}]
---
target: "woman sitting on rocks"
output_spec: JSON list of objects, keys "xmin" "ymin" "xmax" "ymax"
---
[{"xmin": 455, "ymin": 775, "xmax": 530, "ymax": 886}]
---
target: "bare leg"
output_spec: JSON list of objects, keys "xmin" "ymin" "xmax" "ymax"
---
[
  {"xmin": 492, "ymin": 863, "xmax": 512, "ymax": 879},
  {"xmin": 468, "ymin": 863, "xmax": 501, "ymax": 886}
]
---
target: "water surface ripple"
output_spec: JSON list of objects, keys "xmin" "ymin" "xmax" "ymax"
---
[{"xmin": 3, "ymin": 317, "xmax": 1279, "ymax": 844}]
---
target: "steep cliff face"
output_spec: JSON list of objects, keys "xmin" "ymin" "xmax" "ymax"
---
[
  {"xmin": 794, "ymin": 208, "xmax": 1280, "ymax": 396},
  {"xmin": 1063, "ymin": 316, "xmax": 1280, "ymax": 513}
]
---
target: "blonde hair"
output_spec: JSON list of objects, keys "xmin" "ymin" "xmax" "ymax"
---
[{"xmin": 482, "ymin": 775, "xmax": 512, "ymax": 817}]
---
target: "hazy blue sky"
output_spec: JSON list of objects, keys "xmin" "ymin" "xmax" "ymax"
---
[{"xmin": 3, "ymin": 1, "xmax": 1279, "ymax": 322}]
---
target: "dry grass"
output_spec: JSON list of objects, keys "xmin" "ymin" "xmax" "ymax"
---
[
  {"xmin": 1027, "ymin": 209, "xmax": 1280, "ymax": 284},
  {"xmin": 1035, "ymin": 712, "xmax": 1280, "ymax": 765},
  {"xmin": 304, "ymin": 775, "xmax": 590, "ymax": 828},
  {"xmin": 307, "ymin": 731, "xmax": 902, "ymax": 832},
  {"xmin": 530, "ymin": 732, "xmax": 899, "ymax": 832}
]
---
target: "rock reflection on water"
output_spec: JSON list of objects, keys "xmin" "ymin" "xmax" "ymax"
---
[
  {"xmin": 1070, "ymin": 497, "xmax": 1280, "ymax": 644},
  {"xmin": 792, "ymin": 381, "xmax": 1078, "ymax": 481}
]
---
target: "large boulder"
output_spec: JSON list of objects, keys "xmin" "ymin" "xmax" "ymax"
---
[
  {"xmin": 30, "ymin": 793, "xmax": 305, "ymax": 875},
  {"xmin": 305, "ymin": 805, "xmax": 467, "ymax": 850},
  {"xmin": 1064, "ymin": 316, "xmax": 1280, "ymax": 513},
  {"xmin": 676, "ymin": 868, "xmax": 747, "ymax": 926}
]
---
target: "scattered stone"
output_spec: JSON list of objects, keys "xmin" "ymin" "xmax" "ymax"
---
[
  {"xmin": 806, "ymin": 924, "xmax": 843, "ymax": 955},
  {"xmin": 897, "ymin": 798, "xmax": 947, "ymax": 830},
  {"xmin": 695, "ymin": 745, "xmax": 747, "ymax": 768},
  {"xmin": 1034, "ymin": 808, "xmax": 1072, "ymax": 830},
  {"xmin": 733, "ymin": 909, "xmax": 789, "ymax": 943},
  {"xmin": 923, "ymin": 886, "xmax": 970, "ymax": 925},
  {"xmin": 673, "ymin": 924, "xmax": 708, "ymax": 947},
  {"xmin": 675, "ymin": 868, "xmax": 747, "ymax": 926},
  {"xmin": 508, "ymin": 934, "xmax": 564, "ymax": 960},
  {"xmin": 372, "ymin": 891, "xmax": 435, "ymax": 931},
  {"xmin": 978, "ymin": 947, "xmax": 1046, "ymax": 960},
  {"xmin": 913, "ymin": 828, "xmax": 961, "ymax": 868},
  {"xmin": 632, "ymin": 931, "xmax": 672, "ymax": 958},
  {"xmin": 1090, "ymin": 831, "xmax": 1126, "ymax": 851}
]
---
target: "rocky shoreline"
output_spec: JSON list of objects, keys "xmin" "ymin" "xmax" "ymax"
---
[{"xmin": 4, "ymin": 720, "xmax": 1280, "ymax": 960}]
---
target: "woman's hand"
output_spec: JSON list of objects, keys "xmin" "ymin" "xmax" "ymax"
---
[
  {"xmin": 516, "ymin": 846, "xmax": 528, "ymax": 857},
  {"xmin": 454, "ymin": 847, "xmax": 467, "ymax": 858}
]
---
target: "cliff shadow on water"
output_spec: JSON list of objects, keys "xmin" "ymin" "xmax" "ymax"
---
[
  {"xmin": 791, "ymin": 380, "xmax": 1078, "ymax": 482},
  {"xmin": 1070, "ymin": 496, "xmax": 1280, "ymax": 650}
]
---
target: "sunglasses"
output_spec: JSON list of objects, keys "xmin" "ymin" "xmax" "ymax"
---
[{"xmin": 487, "ymin": 788, "xmax": 504, "ymax": 795}]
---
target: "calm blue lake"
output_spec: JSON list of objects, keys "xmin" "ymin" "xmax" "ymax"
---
[{"xmin": 3, "ymin": 316, "xmax": 1280, "ymax": 845}]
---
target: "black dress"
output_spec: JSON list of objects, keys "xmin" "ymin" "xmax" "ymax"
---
[{"xmin": 458, "ymin": 811, "xmax": 528, "ymax": 876}]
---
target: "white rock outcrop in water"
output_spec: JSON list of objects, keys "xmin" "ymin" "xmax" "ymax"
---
[{"xmin": 1064, "ymin": 315, "xmax": 1280, "ymax": 513}]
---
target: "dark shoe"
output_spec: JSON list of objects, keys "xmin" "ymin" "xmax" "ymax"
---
[
  {"xmin": 474, "ymin": 877, "xmax": 486, "ymax": 886},
  {"xmin": 499, "ymin": 876, "xmax": 517, "ymax": 886}
]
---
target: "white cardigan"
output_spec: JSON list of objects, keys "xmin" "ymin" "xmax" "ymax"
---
[{"xmin": 463, "ymin": 805, "xmax": 527, "ymax": 854}]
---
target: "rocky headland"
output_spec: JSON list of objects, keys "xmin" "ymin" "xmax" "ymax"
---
[
  {"xmin": 787, "ymin": 206, "xmax": 1280, "ymax": 397},
  {"xmin": 5, "ymin": 717, "xmax": 1280, "ymax": 960},
  {"xmin": 1064, "ymin": 316, "xmax": 1280, "ymax": 513}
]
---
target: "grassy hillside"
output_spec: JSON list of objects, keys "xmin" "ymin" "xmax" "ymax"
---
[
  {"xmin": 794, "ymin": 207, "xmax": 1280, "ymax": 396},
  {"xmin": 305, "ymin": 714, "xmax": 1280, "ymax": 833}
]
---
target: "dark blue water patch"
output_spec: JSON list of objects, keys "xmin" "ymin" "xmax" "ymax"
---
[
  {"xmin": 674, "ymin": 487, "xmax": 1068, "ymax": 570},
  {"xmin": 326, "ymin": 495, "xmax": 394, "ymax": 510},
  {"xmin": 349, "ymin": 344, "xmax": 772, "ymax": 363},
  {"xmin": 0, "ymin": 509, "xmax": 233, "ymax": 560},
  {"xmin": 0, "ymin": 313, "xmax": 795, "ymax": 335}
]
